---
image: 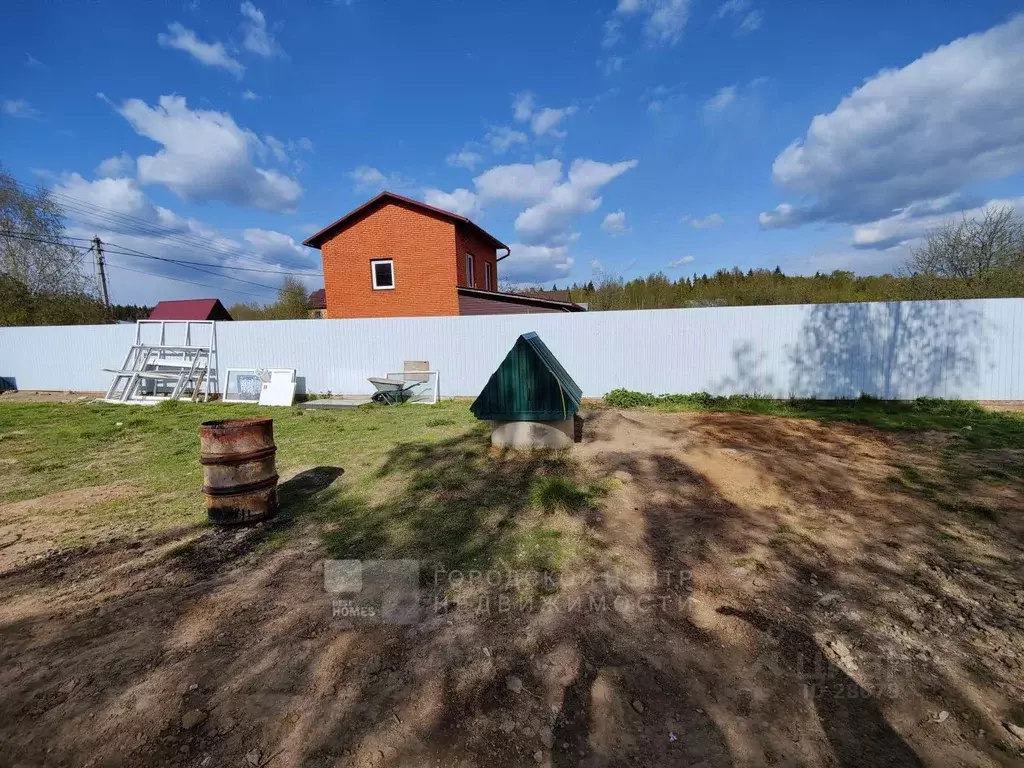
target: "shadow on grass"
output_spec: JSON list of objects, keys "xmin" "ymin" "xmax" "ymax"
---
[
  {"xmin": 168, "ymin": 466, "xmax": 346, "ymax": 574},
  {"xmin": 311, "ymin": 427, "xmax": 601, "ymax": 579}
]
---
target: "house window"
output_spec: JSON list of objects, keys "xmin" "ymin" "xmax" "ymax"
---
[
  {"xmin": 484, "ymin": 261, "xmax": 493, "ymax": 291},
  {"xmin": 371, "ymin": 259, "xmax": 394, "ymax": 290},
  {"xmin": 465, "ymin": 253, "xmax": 475, "ymax": 287}
]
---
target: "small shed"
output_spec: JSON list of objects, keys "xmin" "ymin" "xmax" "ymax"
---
[{"xmin": 471, "ymin": 332, "xmax": 581, "ymax": 448}]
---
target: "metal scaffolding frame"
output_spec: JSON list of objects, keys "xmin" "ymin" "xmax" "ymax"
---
[{"xmin": 102, "ymin": 320, "xmax": 217, "ymax": 404}]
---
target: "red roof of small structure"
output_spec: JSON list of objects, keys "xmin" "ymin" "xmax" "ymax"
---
[
  {"xmin": 302, "ymin": 191, "xmax": 509, "ymax": 252},
  {"xmin": 148, "ymin": 298, "xmax": 233, "ymax": 321},
  {"xmin": 308, "ymin": 288, "xmax": 327, "ymax": 309}
]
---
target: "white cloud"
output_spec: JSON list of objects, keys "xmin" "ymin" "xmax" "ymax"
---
[
  {"xmin": 423, "ymin": 188, "xmax": 481, "ymax": 217},
  {"xmin": 760, "ymin": 15, "xmax": 1024, "ymax": 229},
  {"xmin": 738, "ymin": 9, "xmax": 763, "ymax": 33},
  {"xmin": 3, "ymin": 99, "xmax": 40, "ymax": 119},
  {"xmin": 242, "ymin": 228, "xmax": 308, "ymax": 268},
  {"xmin": 52, "ymin": 173, "xmax": 320, "ymax": 303},
  {"xmin": 240, "ymin": 2, "xmax": 282, "ymax": 57},
  {"xmin": 264, "ymin": 136, "xmax": 288, "ymax": 162},
  {"xmin": 55, "ymin": 174, "xmax": 175, "ymax": 229},
  {"xmin": 602, "ymin": 19, "xmax": 622, "ymax": 48},
  {"xmin": 704, "ymin": 85, "xmax": 737, "ymax": 114},
  {"xmin": 24, "ymin": 54, "xmax": 47, "ymax": 70},
  {"xmin": 501, "ymin": 244, "xmax": 573, "ymax": 284},
  {"xmin": 601, "ymin": 210, "xmax": 628, "ymax": 235},
  {"xmin": 512, "ymin": 92, "xmax": 536, "ymax": 123},
  {"xmin": 113, "ymin": 95, "xmax": 302, "ymax": 212},
  {"xmin": 530, "ymin": 106, "xmax": 578, "ymax": 138},
  {"xmin": 485, "ymin": 126, "xmax": 528, "ymax": 153},
  {"xmin": 474, "ymin": 160, "xmax": 563, "ymax": 203},
  {"xmin": 669, "ymin": 255, "xmax": 695, "ymax": 267},
  {"xmin": 157, "ymin": 23, "xmax": 245, "ymax": 78},
  {"xmin": 348, "ymin": 165, "xmax": 412, "ymax": 193},
  {"xmin": 96, "ymin": 152, "xmax": 135, "ymax": 178},
  {"xmin": 241, "ymin": 90, "xmax": 261, "ymax": 101},
  {"xmin": 514, "ymin": 159, "xmax": 638, "ymax": 244},
  {"xmin": 511, "ymin": 92, "xmax": 578, "ymax": 138},
  {"xmin": 683, "ymin": 213, "xmax": 724, "ymax": 229},
  {"xmin": 428, "ymin": 157, "xmax": 635, "ymax": 257},
  {"xmin": 446, "ymin": 149, "xmax": 483, "ymax": 170},
  {"xmin": 715, "ymin": 0, "xmax": 762, "ymax": 35},
  {"xmin": 852, "ymin": 195, "xmax": 1024, "ymax": 250},
  {"xmin": 609, "ymin": 0, "xmax": 692, "ymax": 47},
  {"xmin": 598, "ymin": 56, "xmax": 624, "ymax": 75},
  {"xmin": 348, "ymin": 166, "xmax": 389, "ymax": 190}
]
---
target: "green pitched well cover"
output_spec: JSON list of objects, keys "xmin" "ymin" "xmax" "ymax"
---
[{"xmin": 471, "ymin": 332, "xmax": 582, "ymax": 421}]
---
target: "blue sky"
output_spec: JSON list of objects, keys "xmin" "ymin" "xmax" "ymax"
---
[{"xmin": 2, "ymin": 0, "xmax": 1023, "ymax": 305}]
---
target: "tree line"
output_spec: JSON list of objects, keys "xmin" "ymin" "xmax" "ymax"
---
[{"xmin": 531, "ymin": 206, "xmax": 1024, "ymax": 311}]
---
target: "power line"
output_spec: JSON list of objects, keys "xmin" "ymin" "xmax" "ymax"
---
[
  {"xmin": 19, "ymin": 178, "xmax": 323, "ymax": 274},
  {"xmin": 3, "ymin": 230, "xmax": 287, "ymax": 292},
  {"xmin": 104, "ymin": 263, "xmax": 271, "ymax": 299},
  {"xmin": 3, "ymin": 229, "xmax": 320, "ymax": 277},
  {"xmin": 102, "ymin": 241, "xmax": 322, "ymax": 276}
]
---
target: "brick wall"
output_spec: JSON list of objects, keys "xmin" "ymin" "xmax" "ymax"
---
[
  {"xmin": 455, "ymin": 226, "xmax": 500, "ymax": 291},
  {"xmin": 320, "ymin": 201, "xmax": 461, "ymax": 318}
]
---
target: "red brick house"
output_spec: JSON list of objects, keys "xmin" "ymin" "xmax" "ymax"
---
[{"xmin": 303, "ymin": 192, "xmax": 583, "ymax": 318}]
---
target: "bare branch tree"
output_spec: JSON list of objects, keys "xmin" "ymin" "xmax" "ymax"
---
[
  {"xmin": 906, "ymin": 205, "xmax": 1024, "ymax": 281},
  {"xmin": 0, "ymin": 168, "xmax": 94, "ymax": 295}
]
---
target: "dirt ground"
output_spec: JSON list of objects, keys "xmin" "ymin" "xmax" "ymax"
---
[{"xmin": 2, "ymin": 409, "xmax": 1023, "ymax": 767}]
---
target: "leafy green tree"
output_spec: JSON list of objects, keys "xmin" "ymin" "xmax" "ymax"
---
[
  {"xmin": 268, "ymin": 276, "xmax": 312, "ymax": 319},
  {"xmin": 227, "ymin": 277, "xmax": 313, "ymax": 321}
]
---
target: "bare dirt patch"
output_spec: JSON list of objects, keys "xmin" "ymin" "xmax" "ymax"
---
[
  {"xmin": 0, "ymin": 484, "xmax": 140, "ymax": 572},
  {"xmin": 0, "ymin": 409, "xmax": 1022, "ymax": 767}
]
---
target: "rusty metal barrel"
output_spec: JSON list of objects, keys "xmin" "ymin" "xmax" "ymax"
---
[{"xmin": 199, "ymin": 417, "xmax": 278, "ymax": 525}]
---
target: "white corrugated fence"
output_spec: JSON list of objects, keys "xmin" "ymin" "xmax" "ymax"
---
[{"xmin": 1, "ymin": 298, "xmax": 1022, "ymax": 400}]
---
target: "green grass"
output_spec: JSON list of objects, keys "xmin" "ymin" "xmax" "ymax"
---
[
  {"xmin": 528, "ymin": 475, "xmax": 607, "ymax": 514},
  {"xmin": 4, "ymin": 393, "xmax": 1020, "ymax": 582},
  {"xmin": 0, "ymin": 399, "xmax": 600, "ymax": 584}
]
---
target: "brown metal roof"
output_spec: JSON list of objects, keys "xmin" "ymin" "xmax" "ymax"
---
[
  {"xmin": 302, "ymin": 191, "xmax": 509, "ymax": 252},
  {"xmin": 457, "ymin": 287, "xmax": 585, "ymax": 312}
]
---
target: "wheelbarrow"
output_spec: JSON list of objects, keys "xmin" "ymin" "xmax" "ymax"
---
[{"xmin": 367, "ymin": 376, "xmax": 417, "ymax": 405}]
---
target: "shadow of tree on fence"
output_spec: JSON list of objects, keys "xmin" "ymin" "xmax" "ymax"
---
[{"xmin": 787, "ymin": 300, "xmax": 989, "ymax": 399}]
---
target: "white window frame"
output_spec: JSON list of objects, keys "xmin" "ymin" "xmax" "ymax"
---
[
  {"xmin": 465, "ymin": 252, "xmax": 475, "ymax": 288},
  {"xmin": 371, "ymin": 259, "xmax": 395, "ymax": 290},
  {"xmin": 484, "ymin": 261, "xmax": 493, "ymax": 291}
]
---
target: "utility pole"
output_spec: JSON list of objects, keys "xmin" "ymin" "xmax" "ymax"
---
[{"xmin": 93, "ymin": 236, "xmax": 110, "ymax": 308}]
